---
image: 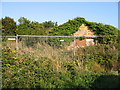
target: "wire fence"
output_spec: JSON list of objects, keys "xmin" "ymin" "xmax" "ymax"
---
[
  {"xmin": 1, "ymin": 35, "xmax": 119, "ymax": 60},
  {"xmin": 1, "ymin": 35, "xmax": 119, "ymax": 88}
]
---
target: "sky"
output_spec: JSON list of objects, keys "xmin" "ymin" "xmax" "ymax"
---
[
  {"xmin": 1, "ymin": 2, "xmax": 118, "ymax": 28},
  {"xmin": 1, "ymin": 0, "xmax": 119, "ymax": 2}
]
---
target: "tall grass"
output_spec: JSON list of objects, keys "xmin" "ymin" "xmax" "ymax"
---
[{"xmin": 2, "ymin": 38, "xmax": 119, "ymax": 88}]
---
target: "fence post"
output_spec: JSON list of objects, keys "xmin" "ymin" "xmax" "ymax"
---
[
  {"xmin": 16, "ymin": 34, "xmax": 19, "ymax": 51},
  {"xmin": 73, "ymin": 36, "xmax": 76, "ymax": 57}
]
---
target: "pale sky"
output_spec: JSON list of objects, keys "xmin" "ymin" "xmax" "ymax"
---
[{"xmin": 1, "ymin": 2, "xmax": 118, "ymax": 28}]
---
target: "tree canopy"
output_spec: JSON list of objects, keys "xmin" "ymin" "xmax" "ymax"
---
[
  {"xmin": 49, "ymin": 17, "xmax": 118, "ymax": 36},
  {"xmin": 17, "ymin": 17, "xmax": 46, "ymax": 35},
  {"xmin": 1, "ymin": 16, "xmax": 119, "ymax": 36},
  {"xmin": 42, "ymin": 21, "xmax": 58, "ymax": 28},
  {"xmin": 2, "ymin": 17, "xmax": 16, "ymax": 36}
]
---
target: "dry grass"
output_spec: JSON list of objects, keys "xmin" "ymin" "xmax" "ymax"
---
[
  {"xmin": 0, "ymin": 43, "xmax": 2, "ymax": 49},
  {"xmin": 91, "ymin": 62, "xmax": 105, "ymax": 72},
  {"xmin": 3, "ymin": 39, "xmax": 118, "ymax": 73},
  {"xmin": 15, "ymin": 41, "xmax": 75, "ymax": 72},
  {"xmin": 18, "ymin": 41, "xmax": 72, "ymax": 59}
]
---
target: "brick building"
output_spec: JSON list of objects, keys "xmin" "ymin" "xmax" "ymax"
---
[{"xmin": 67, "ymin": 24, "xmax": 95, "ymax": 50}]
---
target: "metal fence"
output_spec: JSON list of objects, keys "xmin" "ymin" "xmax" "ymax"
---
[
  {"xmin": 1, "ymin": 35, "xmax": 118, "ymax": 59},
  {"xmin": 1, "ymin": 35, "xmax": 118, "ymax": 60},
  {"xmin": 1, "ymin": 35, "xmax": 119, "ymax": 88},
  {"xmin": 17, "ymin": 35, "xmax": 99, "ymax": 54}
]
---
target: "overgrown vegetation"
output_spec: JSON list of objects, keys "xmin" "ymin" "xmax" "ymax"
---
[
  {"xmin": 49, "ymin": 17, "xmax": 118, "ymax": 36},
  {"xmin": 1, "ymin": 17, "xmax": 57, "ymax": 36},
  {"xmin": 1, "ymin": 16, "xmax": 119, "ymax": 89},
  {"xmin": 1, "ymin": 17, "xmax": 119, "ymax": 36},
  {"xmin": 49, "ymin": 17, "xmax": 119, "ymax": 44},
  {"xmin": 2, "ymin": 39, "xmax": 119, "ymax": 88}
]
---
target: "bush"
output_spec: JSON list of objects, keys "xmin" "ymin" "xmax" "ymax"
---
[
  {"xmin": 76, "ymin": 41, "xmax": 119, "ymax": 72},
  {"xmin": 2, "ymin": 46, "xmax": 119, "ymax": 88}
]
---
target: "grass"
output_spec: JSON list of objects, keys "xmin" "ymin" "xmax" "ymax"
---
[{"xmin": 1, "ymin": 38, "xmax": 120, "ymax": 88}]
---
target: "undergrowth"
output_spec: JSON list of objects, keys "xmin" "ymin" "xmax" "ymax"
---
[{"xmin": 2, "ymin": 42, "xmax": 120, "ymax": 89}]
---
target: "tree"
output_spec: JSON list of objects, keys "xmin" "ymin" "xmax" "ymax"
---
[
  {"xmin": 29, "ymin": 21, "xmax": 46, "ymax": 35},
  {"xmin": 2, "ymin": 17, "xmax": 16, "ymax": 36},
  {"xmin": 49, "ymin": 17, "xmax": 86, "ymax": 36},
  {"xmin": 18, "ymin": 17, "xmax": 30, "ymax": 24},
  {"xmin": 0, "ymin": 19, "xmax": 2, "ymax": 35},
  {"xmin": 17, "ymin": 17, "xmax": 46, "ymax": 35},
  {"xmin": 55, "ymin": 22, "xmax": 58, "ymax": 26},
  {"xmin": 42, "ymin": 21, "xmax": 57, "ymax": 28},
  {"xmin": 49, "ymin": 17, "xmax": 119, "ymax": 44}
]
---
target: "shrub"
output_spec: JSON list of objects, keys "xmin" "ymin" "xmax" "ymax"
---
[{"xmin": 2, "ymin": 45, "xmax": 119, "ymax": 88}]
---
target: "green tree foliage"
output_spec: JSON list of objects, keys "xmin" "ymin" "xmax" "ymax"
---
[
  {"xmin": 2, "ymin": 17, "xmax": 17, "ymax": 36},
  {"xmin": 0, "ymin": 19, "xmax": 2, "ymax": 35},
  {"xmin": 18, "ymin": 17, "xmax": 30, "ymax": 24},
  {"xmin": 42, "ymin": 21, "xmax": 58, "ymax": 28},
  {"xmin": 49, "ymin": 17, "xmax": 86, "ymax": 36},
  {"xmin": 49, "ymin": 17, "xmax": 118, "ymax": 36},
  {"xmin": 42, "ymin": 21, "xmax": 58, "ymax": 35},
  {"xmin": 2, "ymin": 16, "xmax": 119, "ymax": 37},
  {"xmin": 17, "ymin": 17, "xmax": 46, "ymax": 35},
  {"xmin": 49, "ymin": 17, "xmax": 119, "ymax": 44},
  {"xmin": 1, "ymin": 16, "xmax": 119, "ymax": 45},
  {"xmin": 85, "ymin": 22, "xmax": 118, "ymax": 35}
]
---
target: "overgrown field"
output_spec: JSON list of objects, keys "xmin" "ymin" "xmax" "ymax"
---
[{"xmin": 1, "ymin": 38, "xmax": 120, "ymax": 89}]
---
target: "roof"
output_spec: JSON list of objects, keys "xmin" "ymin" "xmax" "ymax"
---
[{"xmin": 73, "ymin": 24, "xmax": 94, "ymax": 36}]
